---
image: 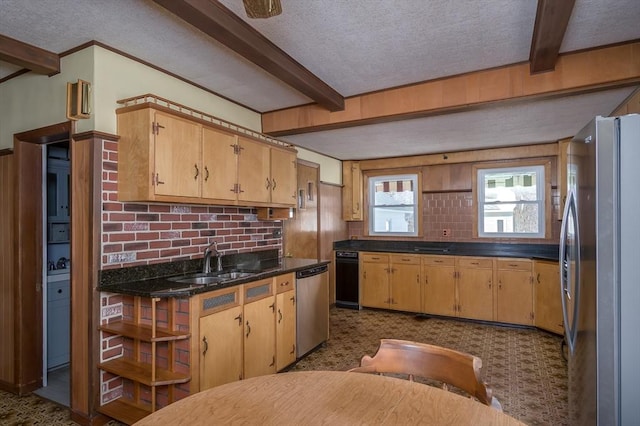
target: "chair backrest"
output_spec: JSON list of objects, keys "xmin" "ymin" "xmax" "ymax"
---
[{"xmin": 349, "ymin": 339, "xmax": 495, "ymax": 407}]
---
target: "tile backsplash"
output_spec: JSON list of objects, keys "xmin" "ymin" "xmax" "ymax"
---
[{"xmin": 348, "ymin": 191, "xmax": 561, "ymax": 244}]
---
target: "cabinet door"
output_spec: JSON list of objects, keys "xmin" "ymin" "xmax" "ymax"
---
[
  {"xmin": 243, "ymin": 296, "xmax": 276, "ymax": 379},
  {"xmin": 390, "ymin": 258, "xmax": 421, "ymax": 313},
  {"xmin": 534, "ymin": 261, "xmax": 564, "ymax": 334},
  {"xmin": 270, "ymin": 148, "xmax": 297, "ymax": 205},
  {"xmin": 422, "ymin": 264, "xmax": 456, "ymax": 316},
  {"xmin": 153, "ymin": 111, "xmax": 202, "ymax": 197},
  {"xmin": 199, "ymin": 305, "xmax": 243, "ymax": 390},
  {"xmin": 457, "ymin": 267, "xmax": 493, "ymax": 321},
  {"xmin": 497, "ymin": 270, "xmax": 534, "ymax": 325},
  {"xmin": 342, "ymin": 161, "xmax": 363, "ymax": 221},
  {"xmin": 237, "ymin": 137, "xmax": 270, "ymax": 203},
  {"xmin": 360, "ymin": 261, "xmax": 389, "ymax": 309},
  {"xmin": 202, "ymin": 127, "xmax": 238, "ymax": 201},
  {"xmin": 276, "ymin": 289, "xmax": 296, "ymax": 371}
]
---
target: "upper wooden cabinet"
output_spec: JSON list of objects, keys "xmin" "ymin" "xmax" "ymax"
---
[
  {"xmin": 423, "ymin": 163, "xmax": 472, "ymax": 192},
  {"xmin": 342, "ymin": 161, "xmax": 363, "ymax": 221},
  {"xmin": 117, "ymin": 104, "xmax": 296, "ymax": 208}
]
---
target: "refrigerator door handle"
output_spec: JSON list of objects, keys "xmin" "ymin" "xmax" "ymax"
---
[{"xmin": 560, "ymin": 189, "xmax": 580, "ymax": 354}]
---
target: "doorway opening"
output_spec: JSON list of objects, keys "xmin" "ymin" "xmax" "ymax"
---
[{"xmin": 33, "ymin": 140, "xmax": 71, "ymax": 406}]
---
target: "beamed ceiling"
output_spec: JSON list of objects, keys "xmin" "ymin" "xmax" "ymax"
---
[{"xmin": 1, "ymin": 0, "xmax": 639, "ymax": 160}]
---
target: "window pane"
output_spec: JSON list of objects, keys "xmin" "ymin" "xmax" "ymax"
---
[
  {"xmin": 483, "ymin": 170, "xmax": 537, "ymax": 204},
  {"xmin": 372, "ymin": 206, "xmax": 415, "ymax": 233},
  {"xmin": 477, "ymin": 164, "xmax": 545, "ymax": 238},
  {"xmin": 368, "ymin": 174, "xmax": 418, "ymax": 236},
  {"xmin": 483, "ymin": 203, "xmax": 539, "ymax": 234}
]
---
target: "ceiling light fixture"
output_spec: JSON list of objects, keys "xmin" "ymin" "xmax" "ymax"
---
[{"xmin": 243, "ymin": 0, "xmax": 282, "ymax": 18}]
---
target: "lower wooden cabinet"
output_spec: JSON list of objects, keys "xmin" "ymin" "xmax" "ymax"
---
[
  {"xmin": 198, "ymin": 274, "xmax": 292, "ymax": 391},
  {"xmin": 422, "ymin": 256, "xmax": 456, "ymax": 317},
  {"xmin": 456, "ymin": 257, "xmax": 494, "ymax": 321},
  {"xmin": 198, "ymin": 286, "xmax": 243, "ymax": 391},
  {"xmin": 242, "ymin": 279, "xmax": 276, "ymax": 379},
  {"xmin": 496, "ymin": 259, "xmax": 534, "ymax": 326},
  {"xmin": 199, "ymin": 304, "xmax": 243, "ymax": 390},
  {"xmin": 360, "ymin": 252, "xmax": 558, "ymax": 330},
  {"xmin": 360, "ymin": 253, "xmax": 390, "ymax": 309},
  {"xmin": 389, "ymin": 255, "xmax": 421, "ymax": 312},
  {"xmin": 360, "ymin": 253, "xmax": 421, "ymax": 312},
  {"xmin": 534, "ymin": 260, "xmax": 563, "ymax": 334},
  {"xmin": 275, "ymin": 273, "xmax": 296, "ymax": 371}
]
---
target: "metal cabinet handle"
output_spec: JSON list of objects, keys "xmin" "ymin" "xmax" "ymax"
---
[
  {"xmin": 269, "ymin": 356, "xmax": 275, "ymax": 367},
  {"xmin": 234, "ymin": 314, "xmax": 242, "ymax": 325},
  {"xmin": 269, "ymin": 303, "xmax": 275, "ymax": 312},
  {"xmin": 202, "ymin": 336, "xmax": 208, "ymax": 356},
  {"xmin": 246, "ymin": 321, "xmax": 251, "ymax": 337},
  {"xmin": 266, "ymin": 178, "xmax": 271, "ymax": 189},
  {"xmin": 272, "ymin": 179, "xmax": 277, "ymax": 190},
  {"xmin": 278, "ymin": 309, "xmax": 283, "ymax": 323},
  {"xmin": 194, "ymin": 164, "xmax": 199, "ymax": 180},
  {"xmin": 290, "ymin": 345, "xmax": 295, "ymax": 355},
  {"xmin": 204, "ymin": 166, "xmax": 210, "ymax": 182}
]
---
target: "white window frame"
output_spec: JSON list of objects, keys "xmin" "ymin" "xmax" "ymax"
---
[
  {"xmin": 368, "ymin": 173, "xmax": 419, "ymax": 237},
  {"xmin": 477, "ymin": 165, "xmax": 545, "ymax": 238}
]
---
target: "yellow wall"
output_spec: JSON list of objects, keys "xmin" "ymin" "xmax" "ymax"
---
[
  {"xmin": 0, "ymin": 45, "xmax": 342, "ymax": 183},
  {"xmin": 92, "ymin": 45, "xmax": 261, "ymax": 134},
  {"xmin": 295, "ymin": 147, "xmax": 342, "ymax": 185},
  {"xmin": 0, "ymin": 47, "xmax": 94, "ymax": 149}
]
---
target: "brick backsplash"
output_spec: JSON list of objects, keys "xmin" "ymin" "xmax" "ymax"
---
[
  {"xmin": 101, "ymin": 140, "xmax": 283, "ymax": 269},
  {"xmin": 348, "ymin": 191, "xmax": 561, "ymax": 244}
]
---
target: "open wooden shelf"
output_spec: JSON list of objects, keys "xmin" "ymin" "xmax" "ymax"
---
[
  {"xmin": 97, "ymin": 397, "xmax": 151, "ymax": 425},
  {"xmin": 99, "ymin": 358, "xmax": 190, "ymax": 386},
  {"xmin": 100, "ymin": 320, "xmax": 190, "ymax": 342}
]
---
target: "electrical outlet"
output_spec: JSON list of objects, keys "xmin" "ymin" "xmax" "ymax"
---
[{"xmin": 442, "ymin": 229, "xmax": 451, "ymax": 237}]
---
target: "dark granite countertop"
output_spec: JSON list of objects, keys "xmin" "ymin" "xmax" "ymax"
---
[
  {"xmin": 98, "ymin": 249, "xmax": 330, "ymax": 298},
  {"xmin": 333, "ymin": 240, "xmax": 559, "ymax": 261}
]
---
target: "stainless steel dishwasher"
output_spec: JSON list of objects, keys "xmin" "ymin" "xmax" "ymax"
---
[{"xmin": 295, "ymin": 264, "xmax": 329, "ymax": 358}]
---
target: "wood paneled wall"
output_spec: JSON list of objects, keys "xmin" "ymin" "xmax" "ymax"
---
[
  {"xmin": 284, "ymin": 161, "xmax": 319, "ymax": 259},
  {"xmin": 69, "ymin": 132, "xmax": 110, "ymax": 424},
  {"xmin": 0, "ymin": 151, "xmax": 16, "ymax": 390},
  {"xmin": 318, "ymin": 182, "xmax": 348, "ymax": 303}
]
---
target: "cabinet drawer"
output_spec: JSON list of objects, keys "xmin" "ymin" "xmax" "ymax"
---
[
  {"xmin": 244, "ymin": 278, "xmax": 274, "ymax": 303},
  {"xmin": 457, "ymin": 257, "xmax": 493, "ymax": 269},
  {"xmin": 422, "ymin": 256, "xmax": 455, "ymax": 267},
  {"xmin": 275, "ymin": 273, "xmax": 295, "ymax": 294},
  {"xmin": 361, "ymin": 253, "xmax": 388, "ymax": 263},
  {"xmin": 497, "ymin": 259, "xmax": 532, "ymax": 271},
  {"xmin": 390, "ymin": 254, "xmax": 420, "ymax": 265},
  {"xmin": 200, "ymin": 286, "xmax": 241, "ymax": 317}
]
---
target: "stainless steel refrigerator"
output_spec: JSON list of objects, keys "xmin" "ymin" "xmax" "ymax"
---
[{"xmin": 560, "ymin": 114, "xmax": 640, "ymax": 425}]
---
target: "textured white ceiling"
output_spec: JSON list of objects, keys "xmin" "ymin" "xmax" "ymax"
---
[
  {"xmin": 282, "ymin": 87, "xmax": 636, "ymax": 160},
  {"xmin": 0, "ymin": 0, "xmax": 639, "ymax": 160}
]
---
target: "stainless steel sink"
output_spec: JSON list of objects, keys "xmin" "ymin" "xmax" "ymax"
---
[
  {"xmin": 213, "ymin": 271, "xmax": 255, "ymax": 280},
  {"xmin": 172, "ymin": 276, "xmax": 225, "ymax": 285},
  {"xmin": 167, "ymin": 270, "xmax": 257, "ymax": 286}
]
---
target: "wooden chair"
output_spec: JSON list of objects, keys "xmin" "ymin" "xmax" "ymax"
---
[{"xmin": 348, "ymin": 339, "xmax": 502, "ymax": 411}]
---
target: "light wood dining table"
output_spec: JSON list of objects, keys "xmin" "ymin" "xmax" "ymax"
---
[{"xmin": 134, "ymin": 370, "xmax": 525, "ymax": 425}]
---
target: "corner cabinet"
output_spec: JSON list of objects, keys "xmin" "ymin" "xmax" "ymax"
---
[
  {"xmin": 117, "ymin": 103, "xmax": 297, "ymax": 208},
  {"xmin": 98, "ymin": 297, "xmax": 191, "ymax": 425},
  {"xmin": 534, "ymin": 260, "xmax": 563, "ymax": 334}
]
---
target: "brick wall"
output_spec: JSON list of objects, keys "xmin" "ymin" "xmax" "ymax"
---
[
  {"xmin": 347, "ymin": 190, "xmax": 561, "ymax": 243},
  {"xmin": 101, "ymin": 139, "xmax": 283, "ymax": 269}
]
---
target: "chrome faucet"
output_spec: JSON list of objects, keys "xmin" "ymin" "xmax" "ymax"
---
[{"xmin": 202, "ymin": 241, "xmax": 222, "ymax": 273}]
